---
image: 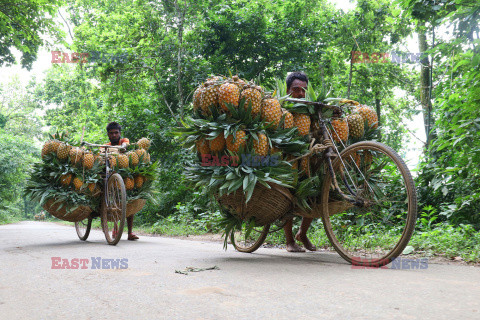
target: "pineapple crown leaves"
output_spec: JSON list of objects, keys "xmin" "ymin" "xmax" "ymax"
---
[
  {"xmin": 268, "ymin": 128, "xmax": 310, "ymax": 156},
  {"xmin": 130, "ymin": 159, "xmax": 159, "ymax": 179},
  {"xmin": 283, "ymin": 101, "xmax": 317, "ymax": 115},
  {"xmin": 116, "ymin": 167, "xmax": 134, "ymax": 179},
  {"xmin": 24, "ymin": 163, "xmax": 95, "ymax": 208},
  {"xmin": 273, "ymin": 78, "xmax": 288, "ymax": 98},
  {"xmin": 293, "ymin": 175, "xmax": 321, "ymax": 211},
  {"xmin": 215, "ymin": 207, "xmax": 251, "ymax": 250},
  {"xmin": 304, "ymin": 81, "xmax": 332, "ymax": 103},
  {"xmin": 185, "ymin": 158, "xmax": 295, "ymax": 203},
  {"xmin": 223, "ymin": 99, "xmax": 264, "ymax": 128}
]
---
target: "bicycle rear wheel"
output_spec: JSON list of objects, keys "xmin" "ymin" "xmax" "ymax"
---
[
  {"xmin": 75, "ymin": 217, "xmax": 92, "ymax": 241},
  {"xmin": 231, "ymin": 222, "xmax": 270, "ymax": 253},
  {"xmin": 101, "ymin": 173, "xmax": 126, "ymax": 245},
  {"xmin": 321, "ymin": 141, "xmax": 417, "ymax": 266}
]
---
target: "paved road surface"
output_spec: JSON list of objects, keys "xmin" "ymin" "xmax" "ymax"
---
[{"xmin": 0, "ymin": 221, "xmax": 479, "ymax": 320}]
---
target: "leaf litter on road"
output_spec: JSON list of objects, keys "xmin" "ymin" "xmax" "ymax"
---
[{"xmin": 175, "ymin": 266, "xmax": 220, "ymax": 275}]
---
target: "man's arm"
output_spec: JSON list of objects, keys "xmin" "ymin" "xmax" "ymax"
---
[{"xmin": 121, "ymin": 138, "xmax": 130, "ymax": 149}]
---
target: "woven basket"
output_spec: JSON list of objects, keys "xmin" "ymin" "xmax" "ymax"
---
[
  {"xmin": 126, "ymin": 199, "xmax": 146, "ymax": 218},
  {"xmin": 43, "ymin": 198, "xmax": 92, "ymax": 222},
  {"xmin": 217, "ymin": 183, "xmax": 293, "ymax": 226}
]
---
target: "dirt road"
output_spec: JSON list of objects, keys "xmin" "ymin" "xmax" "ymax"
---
[{"xmin": 0, "ymin": 221, "xmax": 478, "ymax": 319}]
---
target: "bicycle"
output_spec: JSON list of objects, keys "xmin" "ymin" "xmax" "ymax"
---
[
  {"xmin": 74, "ymin": 143, "xmax": 127, "ymax": 245},
  {"xmin": 231, "ymin": 98, "xmax": 417, "ymax": 267}
]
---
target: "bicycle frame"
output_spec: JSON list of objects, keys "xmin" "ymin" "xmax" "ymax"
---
[
  {"xmin": 80, "ymin": 142, "xmax": 125, "ymax": 208},
  {"xmin": 285, "ymin": 98, "xmax": 365, "ymax": 207}
]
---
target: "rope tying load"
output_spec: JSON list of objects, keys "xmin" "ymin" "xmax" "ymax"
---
[{"xmin": 288, "ymin": 138, "xmax": 334, "ymax": 163}]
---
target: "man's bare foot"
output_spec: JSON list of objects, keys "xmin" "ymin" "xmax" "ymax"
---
[
  {"xmin": 295, "ymin": 233, "xmax": 317, "ymax": 251},
  {"xmin": 286, "ymin": 242, "xmax": 305, "ymax": 252},
  {"xmin": 128, "ymin": 233, "xmax": 139, "ymax": 240}
]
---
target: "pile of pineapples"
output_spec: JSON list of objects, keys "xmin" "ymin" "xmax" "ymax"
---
[
  {"xmin": 180, "ymin": 75, "xmax": 381, "ymax": 236},
  {"xmin": 327, "ymin": 99, "xmax": 379, "ymax": 143},
  {"xmin": 26, "ymin": 133, "xmax": 156, "ymax": 219},
  {"xmin": 191, "ymin": 75, "xmax": 311, "ymax": 169},
  {"xmin": 179, "ymin": 75, "xmax": 313, "ymax": 210}
]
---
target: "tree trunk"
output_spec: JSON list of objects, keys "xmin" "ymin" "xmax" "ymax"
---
[
  {"xmin": 175, "ymin": 2, "xmax": 186, "ymax": 118},
  {"xmin": 375, "ymin": 92, "xmax": 381, "ymax": 141},
  {"xmin": 418, "ymin": 22, "xmax": 432, "ymax": 147},
  {"xmin": 347, "ymin": 47, "xmax": 354, "ymax": 99}
]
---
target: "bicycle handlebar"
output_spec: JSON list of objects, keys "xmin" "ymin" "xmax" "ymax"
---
[
  {"xmin": 81, "ymin": 142, "xmax": 126, "ymax": 151},
  {"xmin": 285, "ymin": 98, "xmax": 341, "ymax": 111}
]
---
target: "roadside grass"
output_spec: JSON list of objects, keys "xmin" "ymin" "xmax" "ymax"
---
[
  {"xmin": 0, "ymin": 211, "xmax": 22, "ymax": 225},
  {"xmin": 146, "ymin": 217, "xmax": 480, "ymax": 263}
]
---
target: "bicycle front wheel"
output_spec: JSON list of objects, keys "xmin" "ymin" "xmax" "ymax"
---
[
  {"xmin": 321, "ymin": 141, "xmax": 417, "ymax": 266},
  {"xmin": 101, "ymin": 173, "xmax": 126, "ymax": 245}
]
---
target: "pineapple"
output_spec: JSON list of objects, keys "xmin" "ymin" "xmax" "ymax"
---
[
  {"xmin": 206, "ymin": 75, "xmax": 223, "ymax": 83},
  {"xmin": 240, "ymin": 86, "xmax": 262, "ymax": 115},
  {"xmin": 283, "ymin": 110, "xmax": 294, "ymax": 129},
  {"xmin": 330, "ymin": 118, "xmax": 349, "ymax": 143},
  {"xmin": 124, "ymin": 177, "xmax": 134, "ymax": 190},
  {"xmin": 193, "ymin": 86, "xmax": 204, "ymax": 112},
  {"xmin": 356, "ymin": 105, "xmax": 378, "ymax": 129},
  {"xmin": 253, "ymin": 133, "xmax": 269, "ymax": 156},
  {"xmin": 364, "ymin": 150, "xmax": 373, "ymax": 170},
  {"xmin": 350, "ymin": 151, "xmax": 373, "ymax": 170},
  {"xmin": 57, "ymin": 143, "xmax": 71, "ymax": 161},
  {"xmin": 87, "ymin": 183, "xmax": 96, "ymax": 193},
  {"xmin": 108, "ymin": 155, "xmax": 117, "ymax": 168},
  {"xmin": 293, "ymin": 113, "xmax": 311, "ymax": 136},
  {"xmin": 60, "ymin": 173, "xmax": 72, "ymax": 186},
  {"xmin": 88, "ymin": 183, "xmax": 101, "ymax": 196},
  {"xmin": 41, "ymin": 141, "xmax": 52, "ymax": 158},
  {"xmin": 340, "ymin": 99, "xmax": 360, "ymax": 106},
  {"xmin": 351, "ymin": 152, "xmax": 361, "ymax": 167},
  {"xmin": 117, "ymin": 154, "xmax": 129, "ymax": 168},
  {"xmin": 300, "ymin": 157, "xmax": 310, "ymax": 176},
  {"xmin": 195, "ymin": 138, "xmax": 210, "ymax": 155},
  {"xmin": 232, "ymin": 75, "xmax": 247, "ymax": 90},
  {"xmin": 137, "ymin": 137, "xmax": 151, "ymax": 150},
  {"xmin": 310, "ymin": 119, "xmax": 321, "ymax": 134},
  {"xmin": 135, "ymin": 149, "xmax": 147, "ymax": 162},
  {"xmin": 69, "ymin": 147, "xmax": 84, "ymax": 166},
  {"xmin": 287, "ymin": 155, "xmax": 298, "ymax": 170},
  {"xmin": 50, "ymin": 140, "xmax": 61, "ymax": 154},
  {"xmin": 270, "ymin": 146, "xmax": 281, "ymax": 154},
  {"xmin": 127, "ymin": 151, "xmax": 139, "ymax": 167},
  {"xmin": 261, "ymin": 97, "xmax": 283, "ymax": 127},
  {"xmin": 226, "ymin": 130, "xmax": 247, "ymax": 153},
  {"xmin": 73, "ymin": 176, "xmax": 83, "ymax": 191},
  {"xmin": 134, "ymin": 175, "xmax": 145, "ymax": 188},
  {"xmin": 83, "ymin": 153, "xmax": 95, "ymax": 169},
  {"xmin": 347, "ymin": 114, "xmax": 365, "ymax": 139},
  {"xmin": 218, "ymin": 82, "xmax": 240, "ymax": 112},
  {"xmin": 145, "ymin": 153, "xmax": 151, "ymax": 163},
  {"xmin": 201, "ymin": 83, "xmax": 219, "ymax": 114},
  {"xmin": 209, "ymin": 133, "xmax": 226, "ymax": 153}
]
